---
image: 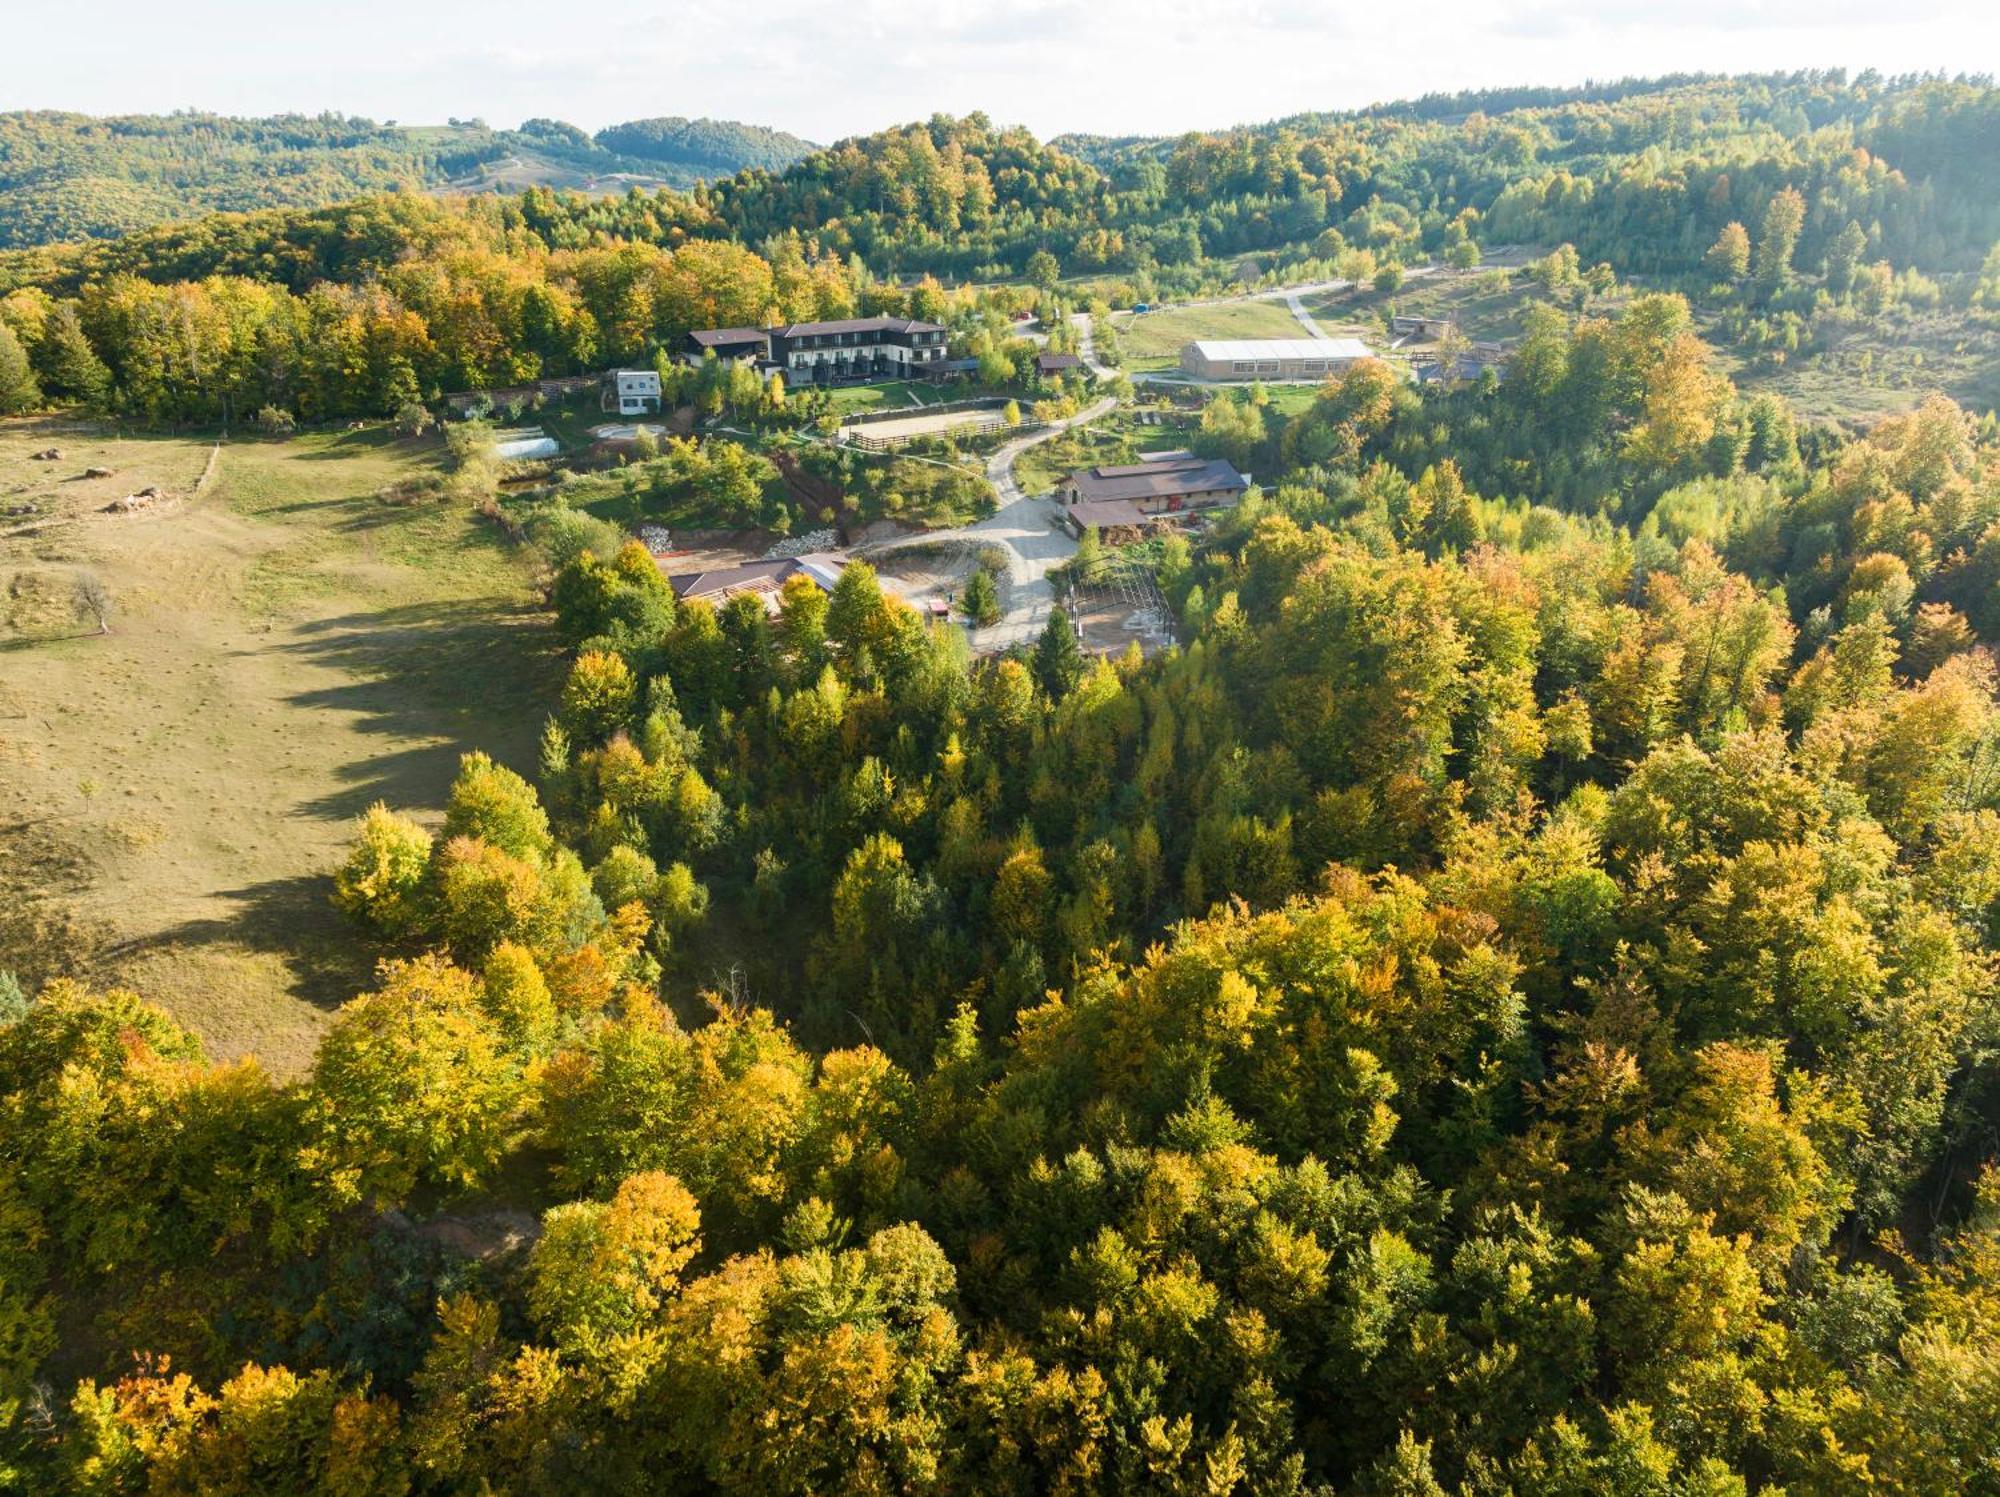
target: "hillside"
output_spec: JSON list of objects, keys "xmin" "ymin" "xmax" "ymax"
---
[
  {"xmin": 4, "ymin": 68, "xmax": 2000, "ymax": 1489},
  {"xmin": 0, "ymin": 109, "xmax": 814, "ymax": 248},
  {"xmin": 594, "ymin": 115, "xmax": 815, "ymax": 174}
]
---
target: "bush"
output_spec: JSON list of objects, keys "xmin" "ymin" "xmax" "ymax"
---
[
  {"xmin": 254, "ymin": 404, "xmax": 297, "ymax": 436},
  {"xmin": 0, "ymin": 969, "xmax": 26, "ymax": 1027},
  {"xmin": 530, "ymin": 504, "xmax": 632, "ymax": 570},
  {"xmin": 962, "ymin": 566, "xmax": 1001, "ymax": 626},
  {"xmin": 332, "ymin": 804, "xmax": 433, "ymax": 936}
]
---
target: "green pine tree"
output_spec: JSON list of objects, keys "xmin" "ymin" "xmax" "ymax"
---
[
  {"xmin": 962, "ymin": 567, "xmax": 1000, "ymax": 627},
  {"xmin": 36, "ymin": 305, "xmax": 111, "ymax": 406},
  {"xmin": 1034, "ymin": 606, "xmax": 1084, "ymax": 700}
]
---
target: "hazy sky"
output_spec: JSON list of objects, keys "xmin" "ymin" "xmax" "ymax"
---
[{"xmin": 9, "ymin": 0, "xmax": 1999, "ymax": 142}]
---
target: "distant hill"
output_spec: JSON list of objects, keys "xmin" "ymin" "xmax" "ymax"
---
[
  {"xmin": 0, "ymin": 110, "xmax": 815, "ymax": 249},
  {"xmin": 593, "ymin": 116, "xmax": 815, "ymax": 175}
]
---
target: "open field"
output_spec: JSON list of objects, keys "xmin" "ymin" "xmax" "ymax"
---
[
  {"xmin": 1312, "ymin": 261, "xmax": 2000, "ymax": 427},
  {"xmin": 1119, "ymin": 300, "xmax": 1312, "ymax": 369},
  {"xmin": 1716, "ymin": 307, "xmax": 2000, "ymax": 427},
  {"xmin": 825, "ymin": 380, "xmax": 930, "ymax": 416},
  {"xmin": 1, "ymin": 421, "xmax": 559, "ymax": 1073},
  {"xmin": 1305, "ymin": 265, "xmax": 1578, "ymax": 350}
]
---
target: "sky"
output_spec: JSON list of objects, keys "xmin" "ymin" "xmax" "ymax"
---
[{"xmin": 8, "ymin": 0, "xmax": 2000, "ymax": 143}]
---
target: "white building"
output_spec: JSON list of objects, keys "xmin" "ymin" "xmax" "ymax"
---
[
  {"xmin": 1179, "ymin": 337, "xmax": 1374, "ymax": 381},
  {"xmin": 603, "ymin": 369, "xmax": 663, "ymax": 415}
]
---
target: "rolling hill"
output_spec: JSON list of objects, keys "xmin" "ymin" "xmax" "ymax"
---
[{"xmin": 0, "ymin": 109, "xmax": 816, "ymax": 248}]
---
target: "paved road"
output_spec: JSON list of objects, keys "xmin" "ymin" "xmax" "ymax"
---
[
  {"xmin": 1286, "ymin": 288, "xmax": 1329, "ymax": 338},
  {"xmin": 863, "ymin": 394, "xmax": 1117, "ymax": 650},
  {"xmin": 1071, "ymin": 312, "xmax": 1117, "ymax": 380}
]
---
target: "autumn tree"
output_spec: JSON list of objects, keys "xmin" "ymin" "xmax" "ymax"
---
[
  {"xmin": 301, "ymin": 955, "xmax": 524, "ymax": 1208},
  {"xmin": 1705, "ymin": 222, "xmax": 1750, "ymax": 281},
  {"xmin": 1754, "ymin": 188, "xmax": 1806, "ymax": 293}
]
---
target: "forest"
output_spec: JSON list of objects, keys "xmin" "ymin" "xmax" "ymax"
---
[
  {"xmin": 0, "ymin": 111, "xmax": 815, "ymax": 250},
  {"xmin": 2, "ymin": 72, "xmax": 1998, "ymax": 426},
  {"xmin": 4, "ymin": 68, "xmax": 2000, "ymax": 1496}
]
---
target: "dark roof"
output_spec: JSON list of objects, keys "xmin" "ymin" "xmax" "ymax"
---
[
  {"xmin": 688, "ymin": 327, "xmax": 769, "ymax": 348},
  {"xmin": 1068, "ymin": 454, "xmax": 1248, "ymax": 504},
  {"xmin": 1037, "ymin": 352, "xmax": 1083, "ymax": 372},
  {"xmin": 1088, "ymin": 453, "xmax": 1205, "ymax": 478},
  {"xmin": 662, "ymin": 554, "xmax": 844, "ymax": 605},
  {"xmin": 769, "ymin": 316, "xmax": 945, "ymax": 338}
]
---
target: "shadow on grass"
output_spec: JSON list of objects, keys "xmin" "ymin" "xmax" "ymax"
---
[
  {"xmin": 280, "ymin": 428, "xmax": 415, "ymax": 460},
  {"xmin": 266, "ymin": 594, "xmax": 563, "ymax": 821},
  {"xmin": 96, "ymin": 870, "xmax": 375, "ymax": 1014}
]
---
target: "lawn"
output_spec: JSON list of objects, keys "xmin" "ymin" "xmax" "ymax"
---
[
  {"xmin": 1118, "ymin": 300, "xmax": 1313, "ymax": 370},
  {"xmin": 0, "ymin": 421, "xmax": 560, "ymax": 1073},
  {"xmin": 823, "ymin": 380, "xmax": 929, "ymax": 416}
]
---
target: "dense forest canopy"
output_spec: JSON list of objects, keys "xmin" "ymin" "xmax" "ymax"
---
[
  {"xmin": 5, "ymin": 66, "xmax": 2000, "ymax": 1495},
  {"xmin": 0, "ymin": 109, "xmax": 815, "ymax": 249},
  {"xmin": 592, "ymin": 116, "xmax": 817, "ymax": 173}
]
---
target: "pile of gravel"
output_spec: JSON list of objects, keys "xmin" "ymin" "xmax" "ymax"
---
[{"xmin": 765, "ymin": 528, "xmax": 839, "ymax": 558}]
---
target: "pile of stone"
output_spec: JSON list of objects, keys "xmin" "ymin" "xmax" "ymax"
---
[
  {"xmin": 31, "ymin": 448, "xmax": 62, "ymax": 461},
  {"xmin": 765, "ymin": 527, "xmax": 839, "ymax": 559},
  {"xmin": 83, "ymin": 466, "xmax": 114, "ymax": 479},
  {"xmin": 637, "ymin": 525, "xmax": 673, "ymax": 553},
  {"xmin": 105, "ymin": 486, "xmax": 165, "ymax": 513}
]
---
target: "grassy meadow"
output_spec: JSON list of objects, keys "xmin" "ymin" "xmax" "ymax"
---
[
  {"xmin": 0, "ymin": 421, "xmax": 560, "ymax": 1073},
  {"xmin": 1117, "ymin": 299, "xmax": 1314, "ymax": 369}
]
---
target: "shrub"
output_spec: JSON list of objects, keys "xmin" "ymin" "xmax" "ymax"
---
[{"xmin": 332, "ymin": 804, "xmax": 433, "ymax": 936}]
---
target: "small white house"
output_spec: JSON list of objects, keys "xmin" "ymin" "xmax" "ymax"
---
[{"xmin": 603, "ymin": 369, "xmax": 663, "ymax": 416}]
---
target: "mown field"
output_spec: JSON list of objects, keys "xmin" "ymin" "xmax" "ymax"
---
[{"xmin": 0, "ymin": 421, "xmax": 560, "ymax": 1072}]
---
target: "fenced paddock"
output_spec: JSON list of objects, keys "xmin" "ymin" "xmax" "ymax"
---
[
  {"xmin": 1061, "ymin": 552, "xmax": 1177, "ymax": 655},
  {"xmin": 839, "ymin": 398, "xmax": 1024, "ymax": 451}
]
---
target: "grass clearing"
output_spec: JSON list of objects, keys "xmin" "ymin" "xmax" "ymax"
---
[
  {"xmin": 1119, "ymin": 300, "xmax": 1313, "ymax": 369},
  {"xmin": 1714, "ymin": 306, "xmax": 2000, "ymax": 427},
  {"xmin": 1306, "ymin": 266, "xmax": 1566, "ymax": 347},
  {"xmin": 0, "ymin": 421, "xmax": 560, "ymax": 1073},
  {"xmin": 825, "ymin": 380, "xmax": 929, "ymax": 415}
]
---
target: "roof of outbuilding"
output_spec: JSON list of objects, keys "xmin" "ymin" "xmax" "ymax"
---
[
  {"xmin": 1185, "ymin": 337, "xmax": 1373, "ymax": 362},
  {"xmin": 688, "ymin": 327, "xmax": 769, "ymax": 347},
  {"xmin": 1068, "ymin": 455, "xmax": 1248, "ymax": 504},
  {"xmin": 663, "ymin": 553, "xmax": 847, "ymax": 604}
]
